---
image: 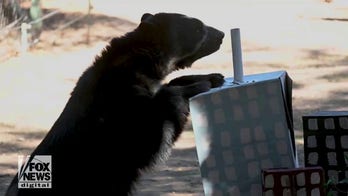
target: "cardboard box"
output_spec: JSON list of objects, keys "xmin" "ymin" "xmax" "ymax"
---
[
  {"xmin": 261, "ymin": 167, "xmax": 325, "ymax": 196},
  {"xmin": 190, "ymin": 71, "xmax": 297, "ymax": 195},
  {"xmin": 302, "ymin": 111, "xmax": 348, "ymax": 195}
]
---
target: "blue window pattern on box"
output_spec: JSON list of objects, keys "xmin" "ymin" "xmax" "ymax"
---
[{"xmin": 190, "ymin": 79, "xmax": 296, "ymax": 196}]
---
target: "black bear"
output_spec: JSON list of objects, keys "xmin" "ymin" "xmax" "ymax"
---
[{"xmin": 6, "ymin": 12, "xmax": 225, "ymax": 196}]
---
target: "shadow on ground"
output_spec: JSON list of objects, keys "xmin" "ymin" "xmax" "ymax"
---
[
  {"xmin": 0, "ymin": 9, "xmax": 137, "ymax": 62},
  {"xmin": 34, "ymin": 8, "xmax": 137, "ymax": 49},
  {"xmin": 0, "ymin": 123, "xmax": 47, "ymax": 194},
  {"xmin": 134, "ymin": 146, "xmax": 204, "ymax": 195}
]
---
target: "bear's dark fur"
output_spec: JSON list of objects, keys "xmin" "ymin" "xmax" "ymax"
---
[{"xmin": 6, "ymin": 13, "xmax": 224, "ymax": 196}]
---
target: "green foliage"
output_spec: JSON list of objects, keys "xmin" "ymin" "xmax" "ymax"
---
[{"xmin": 325, "ymin": 155, "xmax": 348, "ymax": 195}]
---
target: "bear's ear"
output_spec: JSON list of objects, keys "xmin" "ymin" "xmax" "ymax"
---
[
  {"xmin": 141, "ymin": 13, "xmax": 153, "ymax": 22},
  {"xmin": 139, "ymin": 13, "xmax": 155, "ymax": 31}
]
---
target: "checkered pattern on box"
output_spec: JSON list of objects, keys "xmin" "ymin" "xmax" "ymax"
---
[
  {"xmin": 303, "ymin": 111, "xmax": 348, "ymax": 194},
  {"xmin": 190, "ymin": 79, "xmax": 296, "ymax": 196},
  {"xmin": 261, "ymin": 167, "xmax": 325, "ymax": 196}
]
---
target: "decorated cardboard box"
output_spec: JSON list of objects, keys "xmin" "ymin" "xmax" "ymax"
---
[
  {"xmin": 261, "ymin": 167, "xmax": 325, "ymax": 196},
  {"xmin": 302, "ymin": 111, "xmax": 348, "ymax": 195},
  {"xmin": 189, "ymin": 29, "xmax": 298, "ymax": 196}
]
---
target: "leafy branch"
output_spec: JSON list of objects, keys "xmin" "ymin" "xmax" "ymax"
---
[{"xmin": 325, "ymin": 154, "xmax": 348, "ymax": 195}]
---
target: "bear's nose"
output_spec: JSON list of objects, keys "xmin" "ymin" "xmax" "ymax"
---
[
  {"xmin": 218, "ymin": 30, "xmax": 225, "ymax": 39},
  {"xmin": 207, "ymin": 26, "xmax": 224, "ymax": 39}
]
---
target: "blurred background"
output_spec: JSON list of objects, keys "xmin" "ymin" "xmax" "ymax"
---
[{"xmin": 1, "ymin": 0, "xmax": 347, "ymax": 195}]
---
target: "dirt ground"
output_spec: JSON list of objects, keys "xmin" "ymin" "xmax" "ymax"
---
[{"xmin": 1, "ymin": 0, "xmax": 348, "ymax": 195}]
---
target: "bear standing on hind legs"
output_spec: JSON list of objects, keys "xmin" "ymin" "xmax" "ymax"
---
[{"xmin": 6, "ymin": 12, "xmax": 225, "ymax": 196}]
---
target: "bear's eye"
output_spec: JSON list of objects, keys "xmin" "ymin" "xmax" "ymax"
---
[
  {"xmin": 194, "ymin": 23, "xmax": 204, "ymax": 34},
  {"xmin": 195, "ymin": 28, "xmax": 202, "ymax": 34}
]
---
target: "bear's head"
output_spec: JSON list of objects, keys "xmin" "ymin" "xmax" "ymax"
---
[{"xmin": 138, "ymin": 13, "xmax": 224, "ymax": 72}]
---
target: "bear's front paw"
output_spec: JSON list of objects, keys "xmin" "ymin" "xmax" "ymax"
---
[
  {"xmin": 182, "ymin": 81, "xmax": 211, "ymax": 98},
  {"xmin": 208, "ymin": 73, "xmax": 225, "ymax": 88}
]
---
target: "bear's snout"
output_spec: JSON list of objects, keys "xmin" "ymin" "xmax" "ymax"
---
[
  {"xmin": 216, "ymin": 30, "xmax": 225, "ymax": 41},
  {"xmin": 206, "ymin": 26, "xmax": 224, "ymax": 47},
  {"xmin": 208, "ymin": 26, "xmax": 224, "ymax": 38},
  {"xmin": 205, "ymin": 26, "xmax": 224, "ymax": 49}
]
